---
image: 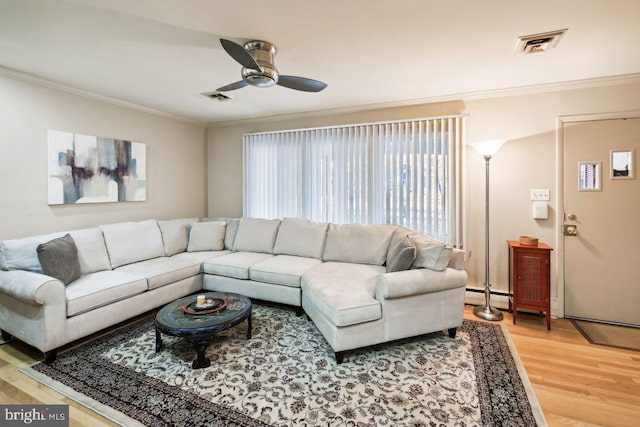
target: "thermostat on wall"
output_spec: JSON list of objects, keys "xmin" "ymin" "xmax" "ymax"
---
[{"xmin": 533, "ymin": 201, "xmax": 548, "ymax": 219}]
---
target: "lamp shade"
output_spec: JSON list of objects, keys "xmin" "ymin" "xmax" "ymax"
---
[{"xmin": 468, "ymin": 139, "xmax": 506, "ymax": 156}]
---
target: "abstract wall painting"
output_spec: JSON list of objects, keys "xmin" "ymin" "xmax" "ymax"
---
[{"xmin": 47, "ymin": 130, "xmax": 146, "ymax": 205}]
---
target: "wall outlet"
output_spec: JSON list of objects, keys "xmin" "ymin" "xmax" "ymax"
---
[{"xmin": 530, "ymin": 189, "xmax": 550, "ymax": 201}]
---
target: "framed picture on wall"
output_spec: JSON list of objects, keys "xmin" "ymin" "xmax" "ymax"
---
[
  {"xmin": 579, "ymin": 161, "xmax": 601, "ymax": 191},
  {"xmin": 47, "ymin": 130, "xmax": 147, "ymax": 205},
  {"xmin": 610, "ymin": 149, "xmax": 634, "ymax": 179}
]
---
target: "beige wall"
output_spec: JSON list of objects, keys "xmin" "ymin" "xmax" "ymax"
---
[
  {"xmin": 0, "ymin": 75, "xmax": 207, "ymax": 239},
  {"xmin": 207, "ymin": 81, "xmax": 640, "ymax": 316},
  {"xmin": 464, "ymin": 82, "xmax": 640, "ymax": 312}
]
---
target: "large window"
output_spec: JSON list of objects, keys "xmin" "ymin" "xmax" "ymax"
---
[{"xmin": 243, "ymin": 115, "xmax": 465, "ymax": 246}]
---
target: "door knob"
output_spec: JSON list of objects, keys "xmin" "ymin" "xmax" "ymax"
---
[
  {"xmin": 564, "ymin": 224, "xmax": 578, "ymax": 236},
  {"xmin": 567, "ymin": 213, "xmax": 577, "ymax": 220}
]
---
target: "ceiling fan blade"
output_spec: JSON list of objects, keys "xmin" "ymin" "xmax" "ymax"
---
[
  {"xmin": 216, "ymin": 80, "xmax": 249, "ymax": 92},
  {"xmin": 277, "ymin": 75, "xmax": 327, "ymax": 92},
  {"xmin": 220, "ymin": 38, "xmax": 260, "ymax": 70}
]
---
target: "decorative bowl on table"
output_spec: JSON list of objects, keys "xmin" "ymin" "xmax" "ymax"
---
[
  {"xmin": 518, "ymin": 235, "xmax": 539, "ymax": 246},
  {"xmin": 182, "ymin": 298, "xmax": 227, "ymax": 315}
]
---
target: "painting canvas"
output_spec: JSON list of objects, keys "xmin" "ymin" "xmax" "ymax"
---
[{"xmin": 48, "ymin": 130, "xmax": 146, "ymax": 205}]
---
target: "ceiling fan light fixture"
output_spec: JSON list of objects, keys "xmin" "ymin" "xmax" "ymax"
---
[
  {"xmin": 216, "ymin": 38, "xmax": 327, "ymax": 93},
  {"xmin": 242, "ymin": 64, "xmax": 279, "ymax": 88}
]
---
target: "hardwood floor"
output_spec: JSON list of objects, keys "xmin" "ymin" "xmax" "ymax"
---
[{"xmin": 0, "ymin": 306, "xmax": 638, "ymax": 426}]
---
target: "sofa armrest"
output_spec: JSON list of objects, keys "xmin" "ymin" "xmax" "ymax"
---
[
  {"xmin": 0, "ymin": 270, "xmax": 65, "ymax": 305},
  {"xmin": 375, "ymin": 268, "xmax": 467, "ymax": 300}
]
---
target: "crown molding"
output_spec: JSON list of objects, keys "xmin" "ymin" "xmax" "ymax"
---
[
  {"xmin": 461, "ymin": 73, "xmax": 640, "ymax": 101},
  {"xmin": 2, "ymin": 65, "xmax": 637, "ymax": 129},
  {"xmin": 0, "ymin": 66, "xmax": 207, "ymax": 127},
  {"xmin": 208, "ymin": 73, "xmax": 640, "ymax": 128}
]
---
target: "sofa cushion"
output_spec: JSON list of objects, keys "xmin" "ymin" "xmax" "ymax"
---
[
  {"xmin": 273, "ymin": 218, "xmax": 328, "ymax": 259},
  {"xmin": 386, "ymin": 235, "xmax": 417, "ymax": 273},
  {"xmin": 187, "ymin": 221, "xmax": 226, "ymax": 252},
  {"xmin": 232, "ymin": 218, "xmax": 281, "ymax": 253},
  {"xmin": 208, "ymin": 217, "xmax": 240, "ymax": 250},
  {"xmin": 301, "ymin": 262, "xmax": 384, "ymax": 327},
  {"xmin": 448, "ymin": 248, "xmax": 466, "ymax": 270},
  {"xmin": 36, "ymin": 234, "xmax": 82, "ymax": 285},
  {"xmin": 225, "ymin": 218, "xmax": 240, "ymax": 250},
  {"xmin": 115, "ymin": 256, "xmax": 202, "ymax": 290},
  {"xmin": 322, "ymin": 223, "xmax": 396, "ymax": 266},
  {"xmin": 203, "ymin": 252, "xmax": 274, "ymax": 280},
  {"xmin": 386, "ymin": 226, "xmax": 412, "ymax": 264},
  {"xmin": 100, "ymin": 220, "xmax": 165, "ymax": 268},
  {"xmin": 171, "ymin": 250, "xmax": 231, "ymax": 264},
  {"xmin": 0, "ymin": 232, "xmax": 65, "ymax": 272},
  {"xmin": 68, "ymin": 228, "xmax": 111, "ymax": 274},
  {"xmin": 409, "ymin": 234, "xmax": 453, "ymax": 271},
  {"xmin": 250, "ymin": 255, "xmax": 322, "ymax": 288},
  {"xmin": 65, "ymin": 270, "xmax": 147, "ymax": 317},
  {"xmin": 158, "ymin": 218, "xmax": 199, "ymax": 256}
]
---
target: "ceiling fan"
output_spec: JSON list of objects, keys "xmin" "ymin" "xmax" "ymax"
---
[{"xmin": 216, "ymin": 39, "xmax": 327, "ymax": 93}]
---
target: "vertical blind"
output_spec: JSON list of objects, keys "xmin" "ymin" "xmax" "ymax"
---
[{"xmin": 243, "ymin": 115, "xmax": 466, "ymax": 246}]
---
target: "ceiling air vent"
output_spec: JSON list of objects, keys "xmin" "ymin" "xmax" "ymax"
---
[
  {"xmin": 202, "ymin": 91, "xmax": 233, "ymax": 101},
  {"xmin": 516, "ymin": 28, "xmax": 567, "ymax": 54}
]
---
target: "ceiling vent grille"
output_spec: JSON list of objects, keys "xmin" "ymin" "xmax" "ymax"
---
[
  {"xmin": 516, "ymin": 28, "xmax": 568, "ymax": 54},
  {"xmin": 202, "ymin": 91, "xmax": 233, "ymax": 101}
]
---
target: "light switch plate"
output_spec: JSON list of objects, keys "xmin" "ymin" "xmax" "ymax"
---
[{"xmin": 530, "ymin": 189, "xmax": 550, "ymax": 201}]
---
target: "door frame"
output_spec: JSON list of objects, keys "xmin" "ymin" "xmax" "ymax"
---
[{"xmin": 555, "ymin": 110, "xmax": 640, "ymax": 319}]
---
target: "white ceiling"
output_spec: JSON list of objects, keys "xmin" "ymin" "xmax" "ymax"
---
[{"xmin": 1, "ymin": 0, "xmax": 639, "ymax": 124}]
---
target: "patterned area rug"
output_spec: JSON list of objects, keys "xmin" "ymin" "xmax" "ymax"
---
[{"xmin": 22, "ymin": 303, "xmax": 546, "ymax": 426}]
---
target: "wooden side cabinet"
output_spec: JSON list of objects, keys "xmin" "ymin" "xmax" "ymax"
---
[{"xmin": 507, "ymin": 240, "xmax": 553, "ymax": 330}]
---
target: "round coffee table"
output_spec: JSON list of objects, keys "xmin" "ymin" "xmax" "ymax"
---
[{"xmin": 154, "ymin": 292, "xmax": 252, "ymax": 369}]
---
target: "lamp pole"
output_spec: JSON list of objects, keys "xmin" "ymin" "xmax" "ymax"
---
[{"xmin": 473, "ymin": 154, "xmax": 503, "ymax": 321}]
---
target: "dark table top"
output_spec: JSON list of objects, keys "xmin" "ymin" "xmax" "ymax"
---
[{"xmin": 155, "ymin": 292, "xmax": 251, "ymax": 334}]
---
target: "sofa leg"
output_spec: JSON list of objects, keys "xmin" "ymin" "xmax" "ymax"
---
[
  {"xmin": 335, "ymin": 351, "xmax": 345, "ymax": 364},
  {"xmin": 295, "ymin": 306, "xmax": 304, "ymax": 317},
  {"xmin": 44, "ymin": 350, "xmax": 57, "ymax": 364},
  {"xmin": 448, "ymin": 327, "xmax": 457, "ymax": 339},
  {"xmin": 1, "ymin": 329, "xmax": 12, "ymax": 343}
]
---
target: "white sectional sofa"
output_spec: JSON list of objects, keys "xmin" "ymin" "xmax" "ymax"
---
[{"xmin": 0, "ymin": 217, "xmax": 467, "ymax": 364}]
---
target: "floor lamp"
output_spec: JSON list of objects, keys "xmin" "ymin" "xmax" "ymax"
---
[{"xmin": 468, "ymin": 139, "xmax": 506, "ymax": 321}]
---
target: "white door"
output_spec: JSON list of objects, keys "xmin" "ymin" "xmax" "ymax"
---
[{"xmin": 563, "ymin": 116, "xmax": 640, "ymax": 326}]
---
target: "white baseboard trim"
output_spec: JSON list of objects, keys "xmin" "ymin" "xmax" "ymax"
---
[
  {"xmin": 464, "ymin": 290, "xmax": 509, "ymax": 310},
  {"xmin": 465, "ymin": 290, "xmax": 561, "ymax": 319}
]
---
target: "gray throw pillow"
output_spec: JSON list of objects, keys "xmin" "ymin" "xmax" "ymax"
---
[
  {"xmin": 386, "ymin": 235, "xmax": 417, "ymax": 273},
  {"xmin": 37, "ymin": 234, "xmax": 82, "ymax": 285}
]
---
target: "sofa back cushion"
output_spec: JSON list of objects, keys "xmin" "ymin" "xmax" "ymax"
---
[
  {"xmin": 187, "ymin": 221, "xmax": 226, "ymax": 252},
  {"xmin": 232, "ymin": 218, "xmax": 281, "ymax": 254},
  {"xmin": 68, "ymin": 228, "xmax": 112, "ymax": 274},
  {"xmin": 100, "ymin": 220, "xmax": 165, "ymax": 268},
  {"xmin": 448, "ymin": 248, "xmax": 466, "ymax": 270},
  {"xmin": 322, "ymin": 223, "xmax": 396, "ymax": 266},
  {"xmin": 273, "ymin": 218, "xmax": 328, "ymax": 259},
  {"xmin": 409, "ymin": 233, "xmax": 453, "ymax": 271},
  {"xmin": 158, "ymin": 218, "xmax": 199, "ymax": 256},
  {"xmin": 0, "ymin": 232, "xmax": 65, "ymax": 272},
  {"xmin": 207, "ymin": 217, "xmax": 240, "ymax": 250}
]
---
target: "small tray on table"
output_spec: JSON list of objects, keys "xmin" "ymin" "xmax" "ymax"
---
[{"xmin": 182, "ymin": 297, "xmax": 227, "ymax": 315}]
